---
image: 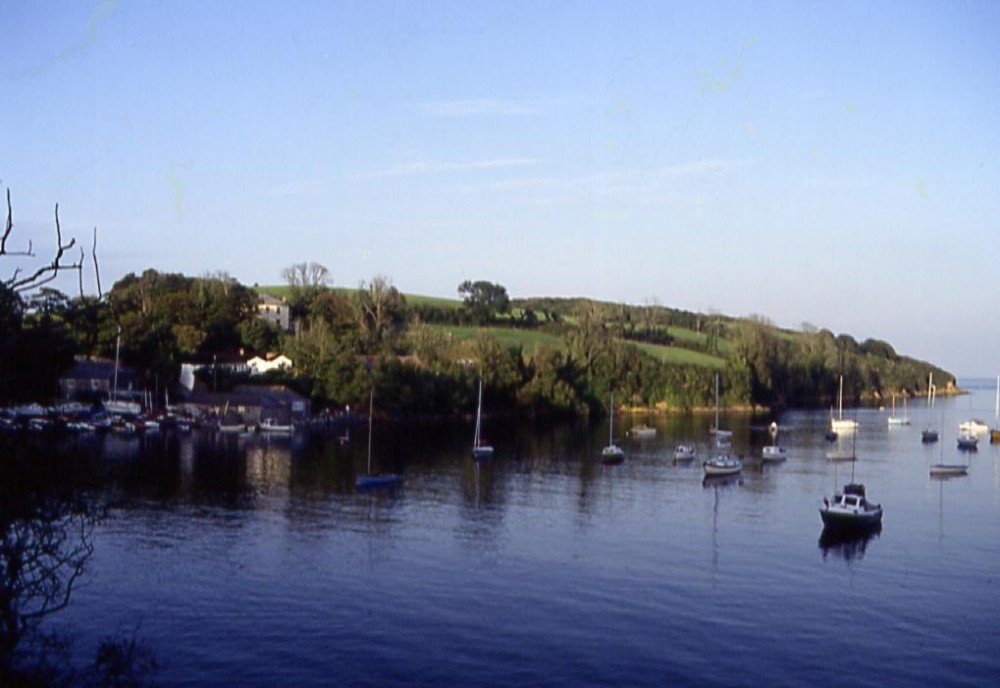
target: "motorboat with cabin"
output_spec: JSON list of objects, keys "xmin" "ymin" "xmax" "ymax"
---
[
  {"xmin": 761, "ymin": 445, "xmax": 788, "ymax": 461},
  {"xmin": 819, "ymin": 483, "xmax": 882, "ymax": 532},
  {"xmin": 956, "ymin": 433, "xmax": 979, "ymax": 450},
  {"xmin": 630, "ymin": 424, "xmax": 657, "ymax": 439},
  {"xmin": 959, "ymin": 419, "xmax": 989, "ymax": 436},
  {"xmin": 673, "ymin": 444, "xmax": 696, "ymax": 462},
  {"xmin": 703, "ymin": 453, "xmax": 742, "ymax": 477}
]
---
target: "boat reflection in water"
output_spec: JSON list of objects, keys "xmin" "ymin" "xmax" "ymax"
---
[
  {"xmin": 819, "ymin": 524, "xmax": 882, "ymax": 562},
  {"xmin": 702, "ymin": 472, "xmax": 743, "ymax": 489}
]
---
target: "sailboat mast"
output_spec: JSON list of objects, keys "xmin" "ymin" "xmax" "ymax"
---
[
  {"xmin": 113, "ymin": 326, "xmax": 122, "ymax": 400},
  {"xmin": 714, "ymin": 374, "xmax": 720, "ymax": 430},
  {"xmin": 474, "ymin": 378, "xmax": 483, "ymax": 447},
  {"xmin": 838, "ymin": 375, "xmax": 844, "ymax": 420}
]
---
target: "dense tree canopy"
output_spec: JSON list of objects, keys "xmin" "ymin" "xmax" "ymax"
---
[
  {"xmin": 458, "ymin": 280, "xmax": 511, "ymax": 324},
  {"xmin": 282, "ymin": 262, "xmax": 332, "ymax": 329},
  {"xmin": 0, "ymin": 218, "xmax": 957, "ymax": 418}
]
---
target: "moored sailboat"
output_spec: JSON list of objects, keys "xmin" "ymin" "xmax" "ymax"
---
[
  {"xmin": 630, "ymin": 424, "xmax": 657, "ymax": 439},
  {"xmin": 887, "ymin": 394, "xmax": 910, "ymax": 426},
  {"xmin": 762, "ymin": 419, "xmax": 786, "ymax": 461},
  {"xmin": 673, "ymin": 444, "xmax": 696, "ymax": 462},
  {"xmin": 761, "ymin": 445, "xmax": 788, "ymax": 461},
  {"xmin": 471, "ymin": 378, "xmax": 494, "ymax": 460},
  {"xmin": 830, "ymin": 375, "xmax": 858, "ymax": 433},
  {"xmin": 709, "ymin": 373, "xmax": 732, "ymax": 445},
  {"xmin": 820, "ymin": 455, "xmax": 882, "ymax": 534},
  {"xmin": 956, "ymin": 432, "xmax": 979, "ymax": 451},
  {"xmin": 601, "ymin": 393, "xmax": 625, "ymax": 463},
  {"xmin": 922, "ymin": 372, "xmax": 938, "ymax": 443},
  {"xmin": 103, "ymin": 327, "xmax": 141, "ymax": 416},
  {"xmin": 931, "ymin": 425, "xmax": 969, "ymax": 477},
  {"xmin": 356, "ymin": 388, "xmax": 402, "ymax": 490},
  {"xmin": 703, "ymin": 453, "xmax": 742, "ymax": 477},
  {"xmin": 819, "ymin": 482, "xmax": 883, "ymax": 532},
  {"xmin": 930, "ymin": 463, "xmax": 968, "ymax": 478}
]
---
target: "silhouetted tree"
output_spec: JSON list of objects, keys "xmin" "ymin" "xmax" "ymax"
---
[
  {"xmin": 458, "ymin": 280, "xmax": 510, "ymax": 324},
  {"xmin": 356, "ymin": 275, "xmax": 406, "ymax": 350}
]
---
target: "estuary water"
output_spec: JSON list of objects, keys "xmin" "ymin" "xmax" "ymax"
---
[{"xmin": 43, "ymin": 381, "xmax": 1000, "ymax": 686}]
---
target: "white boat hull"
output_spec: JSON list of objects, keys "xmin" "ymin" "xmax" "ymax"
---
[
  {"xmin": 959, "ymin": 420, "xmax": 989, "ymax": 435},
  {"xmin": 930, "ymin": 464, "xmax": 968, "ymax": 477},
  {"xmin": 830, "ymin": 418, "xmax": 858, "ymax": 433},
  {"xmin": 819, "ymin": 506, "xmax": 882, "ymax": 530},
  {"xmin": 104, "ymin": 399, "xmax": 141, "ymax": 416},
  {"xmin": 472, "ymin": 445, "xmax": 494, "ymax": 460},
  {"xmin": 630, "ymin": 425, "xmax": 657, "ymax": 439},
  {"xmin": 820, "ymin": 483, "xmax": 882, "ymax": 531},
  {"xmin": 703, "ymin": 456, "xmax": 742, "ymax": 476},
  {"xmin": 602, "ymin": 445, "xmax": 625, "ymax": 463},
  {"xmin": 673, "ymin": 445, "xmax": 696, "ymax": 462},
  {"xmin": 762, "ymin": 445, "xmax": 787, "ymax": 461}
]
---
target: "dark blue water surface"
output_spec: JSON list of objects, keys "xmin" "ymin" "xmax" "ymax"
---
[{"xmin": 45, "ymin": 381, "xmax": 1000, "ymax": 686}]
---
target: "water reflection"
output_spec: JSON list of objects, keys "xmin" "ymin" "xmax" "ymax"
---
[
  {"xmin": 455, "ymin": 460, "xmax": 505, "ymax": 555},
  {"xmin": 930, "ymin": 473, "xmax": 961, "ymax": 542},
  {"xmin": 704, "ymin": 472, "xmax": 742, "ymax": 577},
  {"xmin": 702, "ymin": 473, "xmax": 743, "ymax": 489},
  {"xmin": 818, "ymin": 524, "xmax": 881, "ymax": 562},
  {"xmin": 461, "ymin": 458, "xmax": 497, "ymax": 507}
]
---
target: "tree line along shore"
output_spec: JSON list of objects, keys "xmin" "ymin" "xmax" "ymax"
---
[{"xmin": 1, "ymin": 262, "xmax": 956, "ymax": 420}]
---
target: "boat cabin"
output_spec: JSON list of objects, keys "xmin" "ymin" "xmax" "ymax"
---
[
  {"xmin": 835, "ymin": 493, "xmax": 864, "ymax": 510},
  {"xmin": 830, "ymin": 484, "xmax": 876, "ymax": 512}
]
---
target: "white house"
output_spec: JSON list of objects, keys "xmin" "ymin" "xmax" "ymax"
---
[
  {"xmin": 247, "ymin": 354, "xmax": 293, "ymax": 375},
  {"xmin": 257, "ymin": 293, "xmax": 291, "ymax": 332}
]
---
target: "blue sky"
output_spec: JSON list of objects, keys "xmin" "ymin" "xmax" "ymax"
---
[{"xmin": 4, "ymin": 1, "xmax": 999, "ymax": 376}]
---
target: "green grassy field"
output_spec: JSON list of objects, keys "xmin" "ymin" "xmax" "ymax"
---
[
  {"xmin": 258, "ymin": 285, "xmax": 462, "ymax": 309},
  {"xmin": 633, "ymin": 341, "xmax": 727, "ymax": 368},
  {"xmin": 404, "ymin": 293, "xmax": 463, "ymax": 309},
  {"xmin": 258, "ymin": 286, "xmax": 728, "ymax": 368},
  {"xmin": 428, "ymin": 324, "xmax": 567, "ymax": 352},
  {"xmin": 431, "ymin": 324, "xmax": 727, "ymax": 368}
]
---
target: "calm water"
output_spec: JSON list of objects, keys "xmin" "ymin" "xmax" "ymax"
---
[{"xmin": 42, "ymin": 381, "xmax": 1000, "ymax": 686}]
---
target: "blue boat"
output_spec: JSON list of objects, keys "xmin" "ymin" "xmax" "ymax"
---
[{"xmin": 356, "ymin": 473, "xmax": 401, "ymax": 490}]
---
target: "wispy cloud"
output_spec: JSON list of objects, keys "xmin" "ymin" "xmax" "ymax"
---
[
  {"xmin": 660, "ymin": 158, "xmax": 749, "ymax": 177},
  {"xmin": 444, "ymin": 158, "xmax": 753, "ymax": 211},
  {"xmin": 5, "ymin": 0, "xmax": 118, "ymax": 83},
  {"xmin": 418, "ymin": 98, "xmax": 546, "ymax": 117},
  {"xmin": 350, "ymin": 157, "xmax": 544, "ymax": 180},
  {"xmin": 473, "ymin": 158, "xmax": 749, "ymax": 195}
]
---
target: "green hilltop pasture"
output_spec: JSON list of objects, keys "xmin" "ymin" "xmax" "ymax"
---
[
  {"xmin": 633, "ymin": 341, "xmax": 727, "ymax": 369},
  {"xmin": 428, "ymin": 324, "xmax": 567, "ymax": 353},
  {"xmin": 251, "ymin": 283, "xmax": 954, "ymax": 412}
]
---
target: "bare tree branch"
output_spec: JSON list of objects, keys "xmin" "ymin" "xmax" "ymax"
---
[
  {"xmin": 2, "ymin": 191, "xmax": 89, "ymax": 295},
  {"xmin": 92, "ymin": 226, "xmax": 103, "ymax": 298},
  {"xmin": 1, "ymin": 502, "xmax": 97, "ymax": 658}
]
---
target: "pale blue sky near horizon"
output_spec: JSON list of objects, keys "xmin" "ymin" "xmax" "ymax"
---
[{"xmin": 4, "ymin": 1, "xmax": 999, "ymax": 377}]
